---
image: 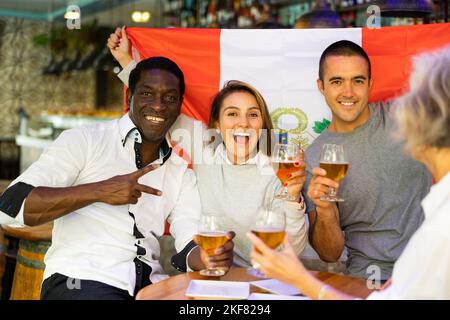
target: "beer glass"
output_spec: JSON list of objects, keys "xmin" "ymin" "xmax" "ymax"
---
[
  {"xmin": 319, "ymin": 144, "xmax": 348, "ymax": 202},
  {"xmin": 248, "ymin": 205, "xmax": 286, "ymax": 277},
  {"xmin": 197, "ymin": 213, "xmax": 228, "ymax": 276},
  {"xmin": 272, "ymin": 143, "xmax": 303, "ymax": 201}
]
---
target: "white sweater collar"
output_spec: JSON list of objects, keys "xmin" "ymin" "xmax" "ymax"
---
[
  {"xmin": 421, "ymin": 172, "xmax": 450, "ymax": 220},
  {"xmin": 213, "ymin": 143, "xmax": 274, "ymax": 175}
]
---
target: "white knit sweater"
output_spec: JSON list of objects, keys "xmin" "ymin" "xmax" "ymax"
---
[{"xmin": 193, "ymin": 144, "xmax": 308, "ymax": 267}]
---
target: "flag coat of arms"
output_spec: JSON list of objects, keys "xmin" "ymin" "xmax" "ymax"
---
[{"xmin": 125, "ymin": 23, "xmax": 450, "ymax": 148}]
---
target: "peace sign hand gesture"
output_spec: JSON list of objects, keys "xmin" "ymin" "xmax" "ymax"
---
[{"xmin": 97, "ymin": 164, "xmax": 162, "ymax": 205}]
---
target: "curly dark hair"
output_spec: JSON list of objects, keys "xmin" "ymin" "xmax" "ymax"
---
[{"xmin": 128, "ymin": 56, "xmax": 185, "ymax": 98}]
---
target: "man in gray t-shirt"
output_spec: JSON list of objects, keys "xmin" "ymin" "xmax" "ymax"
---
[
  {"xmin": 304, "ymin": 102, "xmax": 431, "ymax": 280},
  {"xmin": 304, "ymin": 40, "xmax": 431, "ymax": 280}
]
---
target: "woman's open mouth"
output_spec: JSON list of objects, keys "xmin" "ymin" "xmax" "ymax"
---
[{"xmin": 233, "ymin": 132, "xmax": 250, "ymax": 145}]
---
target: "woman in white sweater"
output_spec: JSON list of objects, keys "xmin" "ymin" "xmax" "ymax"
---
[
  {"xmin": 108, "ymin": 28, "xmax": 308, "ymax": 268},
  {"xmin": 193, "ymin": 80, "xmax": 307, "ymax": 267}
]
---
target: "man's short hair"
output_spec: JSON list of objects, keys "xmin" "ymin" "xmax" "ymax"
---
[
  {"xmin": 319, "ymin": 40, "xmax": 372, "ymax": 81},
  {"xmin": 128, "ymin": 56, "xmax": 185, "ymax": 98}
]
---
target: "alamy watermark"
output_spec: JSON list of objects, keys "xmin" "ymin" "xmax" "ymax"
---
[
  {"xmin": 66, "ymin": 277, "xmax": 81, "ymax": 290},
  {"xmin": 366, "ymin": 265, "xmax": 382, "ymax": 290},
  {"xmin": 366, "ymin": 5, "xmax": 381, "ymax": 29},
  {"xmin": 66, "ymin": 5, "xmax": 81, "ymax": 30},
  {"xmin": 167, "ymin": 120, "xmax": 300, "ymax": 176}
]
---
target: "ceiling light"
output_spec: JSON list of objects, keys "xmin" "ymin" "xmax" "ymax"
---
[
  {"xmin": 64, "ymin": 11, "xmax": 80, "ymax": 20},
  {"xmin": 132, "ymin": 11, "xmax": 151, "ymax": 23},
  {"xmin": 132, "ymin": 11, "xmax": 142, "ymax": 22},
  {"xmin": 141, "ymin": 12, "xmax": 150, "ymax": 22}
]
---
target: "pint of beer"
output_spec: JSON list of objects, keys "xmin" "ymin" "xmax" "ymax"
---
[
  {"xmin": 275, "ymin": 162, "xmax": 301, "ymax": 184},
  {"xmin": 319, "ymin": 162, "xmax": 349, "ymax": 182},
  {"xmin": 251, "ymin": 227, "xmax": 286, "ymax": 250},
  {"xmin": 319, "ymin": 144, "xmax": 348, "ymax": 202},
  {"xmin": 197, "ymin": 213, "xmax": 228, "ymax": 276},
  {"xmin": 197, "ymin": 231, "xmax": 228, "ymax": 256},
  {"xmin": 248, "ymin": 206, "xmax": 286, "ymax": 277},
  {"xmin": 272, "ymin": 143, "xmax": 303, "ymax": 200}
]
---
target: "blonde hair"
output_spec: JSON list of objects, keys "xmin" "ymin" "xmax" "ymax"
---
[{"xmin": 394, "ymin": 45, "xmax": 450, "ymax": 151}]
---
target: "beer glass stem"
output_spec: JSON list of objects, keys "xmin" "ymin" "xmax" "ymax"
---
[
  {"xmin": 329, "ymin": 187, "xmax": 337, "ymax": 197},
  {"xmin": 200, "ymin": 265, "xmax": 225, "ymax": 276},
  {"xmin": 276, "ymin": 186, "xmax": 295, "ymax": 201},
  {"xmin": 320, "ymin": 186, "xmax": 344, "ymax": 202}
]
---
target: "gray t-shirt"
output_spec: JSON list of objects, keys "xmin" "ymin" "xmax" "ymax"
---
[{"xmin": 304, "ymin": 102, "xmax": 432, "ymax": 280}]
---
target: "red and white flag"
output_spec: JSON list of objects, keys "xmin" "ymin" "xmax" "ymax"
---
[{"xmin": 125, "ymin": 23, "xmax": 450, "ymax": 146}]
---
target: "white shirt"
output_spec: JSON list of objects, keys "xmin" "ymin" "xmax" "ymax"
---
[
  {"xmin": 0, "ymin": 114, "xmax": 201, "ymax": 296},
  {"xmin": 367, "ymin": 172, "xmax": 450, "ymax": 299}
]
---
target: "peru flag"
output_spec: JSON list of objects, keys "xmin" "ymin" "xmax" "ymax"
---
[{"xmin": 125, "ymin": 23, "xmax": 450, "ymax": 146}]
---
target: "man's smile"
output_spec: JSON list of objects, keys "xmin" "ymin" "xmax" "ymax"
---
[
  {"xmin": 338, "ymin": 101, "xmax": 357, "ymax": 107},
  {"xmin": 144, "ymin": 115, "xmax": 166, "ymax": 124}
]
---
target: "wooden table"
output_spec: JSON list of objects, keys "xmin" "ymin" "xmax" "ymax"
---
[
  {"xmin": 1, "ymin": 223, "xmax": 53, "ymax": 242},
  {"xmin": 1, "ymin": 223, "xmax": 53, "ymax": 300},
  {"xmin": 136, "ymin": 267, "xmax": 373, "ymax": 300}
]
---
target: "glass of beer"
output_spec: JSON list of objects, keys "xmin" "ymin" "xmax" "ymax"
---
[
  {"xmin": 197, "ymin": 213, "xmax": 228, "ymax": 277},
  {"xmin": 319, "ymin": 144, "xmax": 349, "ymax": 202},
  {"xmin": 248, "ymin": 205, "xmax": 286, "ymax": 277},
  {"xmin": 272, "ymin": 143, "xmax": 303, "ymax": 201}
]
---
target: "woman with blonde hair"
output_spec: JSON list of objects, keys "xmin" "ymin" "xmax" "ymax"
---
[{"xmin": 248, "ymin": 45, "xmax": 450, "ymax": 299}]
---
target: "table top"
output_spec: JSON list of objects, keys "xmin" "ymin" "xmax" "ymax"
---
[
  {"xmin": 1, "ymin": 222, "xmax": 53, "ymax": 242},
  {"xmin": 136, "ymin": 267, "xmax": 373, "ymax": 300}
]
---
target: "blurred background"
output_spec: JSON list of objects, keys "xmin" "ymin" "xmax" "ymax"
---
[{"xmin": 0, "ymin": 0, "xmax": 448, "ymax": 180}]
